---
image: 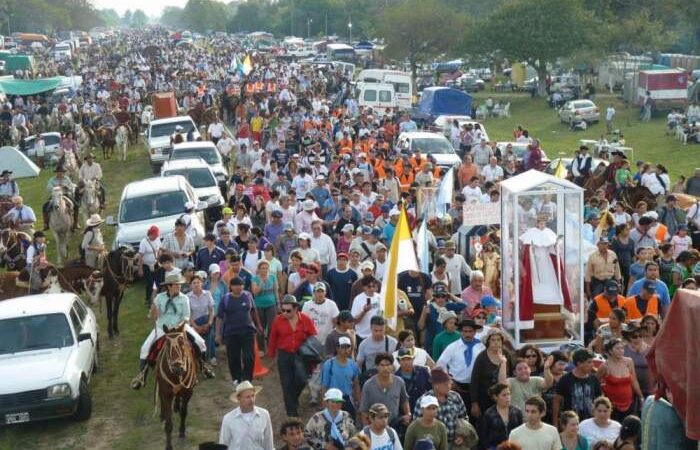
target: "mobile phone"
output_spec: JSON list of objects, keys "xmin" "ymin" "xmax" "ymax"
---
[{"xmin": 366, "ymin": 298, "xmax": 371, "ymax": 306}]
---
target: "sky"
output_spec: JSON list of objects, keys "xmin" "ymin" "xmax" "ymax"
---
[{"xmin": 93, "ymin": 0, "xmax": 189, "ymax": 18}]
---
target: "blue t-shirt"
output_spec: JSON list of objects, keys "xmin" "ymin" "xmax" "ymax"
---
[
  {"xmin": 326, "ymin": 268, "xmax": 358, "ymax": 311},
  {"xmin": 321, "ymin": 357, "xmax": 360, "ymax": 397},
  {"xmin": 629, "ymin": 263, "xmax": 645, "ymax": 283},
  {"xmin": 628, "ymin": 278, "xmax": 671, "ymax": 306}
]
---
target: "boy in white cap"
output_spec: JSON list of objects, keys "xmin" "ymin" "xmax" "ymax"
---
[
  {"xmin": 404, "ymin": 395, "xmax": 449, "ymax": 450},
  {"xmin": 304, "ymin": 388, "xmax": 357, "ymax": 449}
]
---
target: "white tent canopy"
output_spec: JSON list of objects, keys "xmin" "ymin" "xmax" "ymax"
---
[{"xmin": 0, "ymin": 146, "xmax": 40, "ymax": 179}]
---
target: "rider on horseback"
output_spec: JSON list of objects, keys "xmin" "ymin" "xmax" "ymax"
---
[
  {"xmin": 131, "ymin": 273, "xmax": 214, "ymax": 390},
  {"xmin": 0, "ymin": 170, "xmax": 19, "ymax": 199},
  {"xmin": 78, "ymin": 153, "xmax": 106, "ymax": 210},
  {"xmin": 42, "ymin": 166, "xmax": 79, "ymax": 231}
]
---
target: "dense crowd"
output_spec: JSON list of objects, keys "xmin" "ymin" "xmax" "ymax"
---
[{"xmin": 0, "ymin": 29, "xmax": 698, "ymax": 450}]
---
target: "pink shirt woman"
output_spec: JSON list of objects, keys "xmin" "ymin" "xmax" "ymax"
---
[{"xmin": 461, "ymin": 270, "xmax": 493, "ymax": 314}]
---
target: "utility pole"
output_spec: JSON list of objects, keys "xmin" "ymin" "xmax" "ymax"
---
[
  {"xmin": 325, "ymin": 12, "xmax": 328, "ymax": 37},
  {"xmin": 307, "ymin": 18, "xmax": 312, "ymax": 39}
]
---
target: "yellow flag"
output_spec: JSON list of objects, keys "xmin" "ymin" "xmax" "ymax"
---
[
  {"xmin": 554, "ymin": 159, "xmax": 567, "ymax": 179},
  {"xmin": 242, "ymin": 54, "xmax": 253, "ymax": 76},
  {"xmin": 380, "ymin": 206, "xmax": 419, "ymax": 330}
]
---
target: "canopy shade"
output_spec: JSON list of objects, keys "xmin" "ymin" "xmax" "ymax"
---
[
  {"xmin": 0, "ymin": 146, "xmax": 40, "ymax": 179},
  {"xmin": 0, "ymin": 77, "xmax": 63, "ymax": 96}
]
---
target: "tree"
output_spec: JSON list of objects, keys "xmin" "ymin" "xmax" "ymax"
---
[
  {"xmin": 479, "ymin": 0, "xmax": 594, "ymax": 96},
  {"xmin": 99, "ymin": 8, "xmax": 121, "ymax": 27},
  {"xmin": 182, "ymin": 0, "xmax": 229, "ymax": 32},
  {"xmin": 121, "ymin": 9, "xmax": 133, "ymax": 28},
  {"xmin": 131, "ymin": 9, "xmax": 149, "ymax": 28},
  {"xmin": 377, "ymin": 0, "xmax": 467, "ymax": 86},
  {"xmin": 159, "ymin": 6, "xmax": 186, "ymax": 29}
]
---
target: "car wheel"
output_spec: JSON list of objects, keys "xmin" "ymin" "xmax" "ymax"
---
[{"xmin": 72, "ymin": 379, "xmax": 92, "ymax": 421}]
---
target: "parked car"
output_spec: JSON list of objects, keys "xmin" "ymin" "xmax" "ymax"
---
[
  {"xmin": 161, "ymin": 158, "xmax": 225, "ymax": 226},
  {"xmin": 107, "ymin": 175, "xmax": 207, "ymax": 250},
  {"xmin": 21, "ymin": 132, "xmax": 61, "ymax": 159},
  {"xmin": 0, "ymin": 293, "xmax": 98, "ymax": 424},
  {"xmin": 145, "ymin": 115, "xmax": 200, "ymax": 173},
  {"xmin": 456, "ymin": 74, "xmax": 484, "ymax": 92},
  {"xmin": 558, "ymin": 100, "xmax": 600, "ymax": 125},
  {"xmin": 168, "ymin": 141, "xmax": 229, "ymax": 187},
  {"xmin": 395, "ymin": 131, "xmax": 461, "ymax": 171},
  {"xmin": 544, "ymin": 157, "xmax": 609, "ymax": 178}
]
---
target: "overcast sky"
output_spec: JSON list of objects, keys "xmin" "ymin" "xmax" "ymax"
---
[{"xmin": 94, "ymin": 0, "xmax": 189, "ymax": 18}]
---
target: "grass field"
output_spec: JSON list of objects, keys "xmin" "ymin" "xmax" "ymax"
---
[{"xmin": 0, "ymin": 94, "xmax": 695, "ymax": 450}]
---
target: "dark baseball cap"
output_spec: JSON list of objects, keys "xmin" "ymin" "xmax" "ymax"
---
[
  {"xmin": 642, "ymin": 280, "xmax": 657, "ymax": 292},
  {"xmin": 433, "ymin": 282, "xmax": 449, "ymax": 296},
  {"xmin": 604, "ymin": 280, "xmax": 619, "ymax": 295}
]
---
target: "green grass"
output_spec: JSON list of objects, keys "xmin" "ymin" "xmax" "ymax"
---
[
  {"xmin": 0, "ymin": 95, "xmax": 696, "ymax": 449},
  {"xmin": 470, "ymin": 91, "xmax": 696, "ymax": 180}
]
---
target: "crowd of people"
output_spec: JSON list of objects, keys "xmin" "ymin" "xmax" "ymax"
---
[{"xmin": 0, "ymin": 28, "xmax": 698, "ymax": 450}]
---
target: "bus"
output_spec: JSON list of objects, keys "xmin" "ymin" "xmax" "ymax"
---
[
  {"xmin": 326, "ymin": 43, "xmax": 355, "ymax": 62},
  {"xmin": 356, "ymin": 69, "xmax": 413, "ymax": 109}
]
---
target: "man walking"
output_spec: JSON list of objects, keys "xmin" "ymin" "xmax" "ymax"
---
[{"xmin": 219, "ymin": 381, "xmax": 273, "ymax": 449}]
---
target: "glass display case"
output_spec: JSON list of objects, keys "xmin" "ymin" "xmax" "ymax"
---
[{"xmin": 499, "ymin": 170, "xmax": 585, "ymax": 348}]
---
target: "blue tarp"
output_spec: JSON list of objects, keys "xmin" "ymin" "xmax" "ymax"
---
[{"xmin": 417, "ymin": 87, "xmax": 472, "ymax": 117}]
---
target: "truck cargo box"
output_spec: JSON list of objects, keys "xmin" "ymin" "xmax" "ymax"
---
[{"xmin": 152, "ymin": 92, "xmax": 178, "ymax": 119}]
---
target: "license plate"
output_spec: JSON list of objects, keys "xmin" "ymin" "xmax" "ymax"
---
[{"xmin": 5, "ymin": 412, "xmax": 30, "ymax": 424}]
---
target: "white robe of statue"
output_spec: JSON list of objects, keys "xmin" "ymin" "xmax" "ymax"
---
[{"xmin": 519, "ymin": 226, "xmax": 564, "ymax": 305}]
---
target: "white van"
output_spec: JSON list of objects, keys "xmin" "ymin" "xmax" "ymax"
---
[
  {"xmin": 356, "ymin": 69, "xmax": 412, "ymax": 109},
  {"xmin": 355, "ymin": 82, "xmax": 397, "ymax": 115},
  {"xmin": 54, "ymin": 42, "xmax": 72, "ymax": 60}
]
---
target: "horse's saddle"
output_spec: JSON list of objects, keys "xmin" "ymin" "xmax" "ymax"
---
[
  {"xmin": 49, "ymin": 194, "xmax": 74, "ymax": 210},
  {"xmin": 146, "ymin": 332, "xmax": 198, "ymax": 363}
]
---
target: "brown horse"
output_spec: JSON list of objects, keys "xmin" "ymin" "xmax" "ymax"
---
[
  {"xmin": 0, "ymin": 267, "xmax": 61, "ymax": 300},
  {"xmin": 621, "ymin": 185, "xmax": 657, "ymax": 211},
  {"xmin": 97, "ymin": 127, "xmax": 116, "ymax": 160},
  {"xmin": 155, "ymin": 323, "xmax": 198, "ymax": 450}
]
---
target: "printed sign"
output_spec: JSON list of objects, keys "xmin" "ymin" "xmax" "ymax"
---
[{"xmin": 463, "ymin": 202, "xmax": 501, "ymax": 225}]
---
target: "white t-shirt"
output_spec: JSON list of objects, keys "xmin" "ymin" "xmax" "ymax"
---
[
  {"xmin": 138, "ymin": 237, "xmax": 163, "ymax": 270},
  {"xmin": 392, "ymin": 346, "xmax": 431, "ymax": 369},
  {"xmin": 579, "ymin": 418, "xmax": 621, "ymax": 445},
  {"xmin": 461, "ymin": 185, "xmax": 482, "ymax": 203},
  {"xmin": 242, "ymin": 250, "xmax": 262, "ymax": 275},
  {"xmin": 351, "ymin": 293, "xmax": 382, "ymax": 339},
  {"xmin": 208, "ymin": 122, "xmax": 225, "ymax": 138},
  {"xmin": 362, "ymin": 427, "xmax": 404, "ymax": 450},
  {"xmin": 302, "ymin": 299, "xmax": 340, "ymax": 343},
  {"xmin": 509, "ymin": 422, "xmax": 560, "ymax": 450}
]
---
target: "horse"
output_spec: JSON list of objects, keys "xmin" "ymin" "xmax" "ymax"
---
[
  {"xmin": 582, "ymin": 172, "xmax": 608, "ymax": 200},
  {"xmin": 115, "ymin": 124, "xmax": 129, "ymax": 162},
  {"xmin": 78, "ymin": 180, "xmax": 101, "ymax": 222},
  {"xmin": 59, "ymin": 150, "xmax": 80, "ymax": 183},
  {"xmin": 100, "ymin": 247, "xmax": 137, "ymax": 337},
  {"xmin": 48, "ymin": 188, "xmax": 74, "ymax": 266},
  {"xmin": 0, "ymin": 229, "xmax": 28, "ymax": 272},
  {"xmin": 621, "ymin": 185, "xmax": 658, "ymax": 211},
  {"xmin": 155, "ymin": 323, "xmax": 198, "ymax": 450},
  {"xmin": 75, "ymin": 125, "xmax": 95, "ymax": 155},
  {"xmin": 0, "ymin": 266, "xmax": 62, "ymax": 300},
  {"xmin": 97, "ymin": 127, "xmax": 116, "ymax": 160}
]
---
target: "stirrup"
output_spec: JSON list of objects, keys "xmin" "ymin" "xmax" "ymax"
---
[{"xmin": 131, "ymin": 369, "xmax": 147, "ymax": 390}]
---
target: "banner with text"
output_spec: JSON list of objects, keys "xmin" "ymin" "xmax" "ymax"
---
[{"xmin": 463, "ymin": 202, "xmax": 501, "ymax": 225}]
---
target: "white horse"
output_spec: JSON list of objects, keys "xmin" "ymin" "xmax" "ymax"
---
[
  {"xmin": 75, "ymin": 125, "xmax": 93, "ymax": 155},
  {"xmin": 48, "ymin": 188, "xmax": 73, "ymax": 266},
  {"xmin": 80, "ymin": 179, "xmax": 100, "ymax": 222},
  {"xmin": 62, "ymin": 150, "xmax": 80, "ymax": 182},
  {"xmin": 115, "ymin": 124, "xmax": 129, "ymax": 162}
]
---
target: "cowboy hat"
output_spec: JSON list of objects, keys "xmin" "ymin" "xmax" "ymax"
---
[
  {"xmin": 229, "ymin": 380, "xmax": 262, "ymax": 402},
  {"xmin": 160, "ymin": 273, "xmax": 185, "ymax": 286},
  {"xmin": 85, "ymin": 214, "xmax": 104, "ymax": 227}
]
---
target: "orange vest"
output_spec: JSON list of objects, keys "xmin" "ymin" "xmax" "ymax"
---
[
  {"xmin": 254, "ymin": 81, "xmax": 264, "ymax": 93},
  {"xmin": 245, "ymin": 83, "xmax": 255, "ymax": 95},
  {"xmin": 399, "ymin": 172, "xmax": 414, "ymax": 191},
  {"xmin": 266, "ymin": 82, "xmax": 276, "ymax": 93},
  {"xmin": 654, "ymin": 224, "xmax": 668, "ymax": 243},
  {"xmin": 623, "ymin": 295, "xmax": 659, "ymax": 321},
  {"xmin": 593, "ymin": 293, "xmax": 626, "ymax": 319}
]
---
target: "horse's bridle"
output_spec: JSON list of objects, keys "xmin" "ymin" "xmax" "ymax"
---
[{"xmin": 156, "ymin": 329, "xmax": 198, "ymax": 394}]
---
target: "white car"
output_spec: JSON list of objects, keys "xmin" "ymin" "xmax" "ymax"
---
[
  {"xmin": 395, "ymin": 131, "xmax": 461, "ymax": 171},
  {"xmin": 107, "ymin": 175, "xmax": 207, "ymax": 250},
  {"xmin": 558, "ymin": 100, "xmax": 600, "ymax": 125},
  {"xmin": 161, "ymin": 158, "xmax": 225, "ymax": 226},
  {"xmin": 146, "ymin": 116, "xmax": 200, "ymax": 173},
  {"xmin": 0, "ymin": 294, "xmax": 98, "ymax": 424},
  {"xmin": 22, "ymin": 132, "xmax": 62, "ymax": 159},
  {"xmin": 169, "ymin": 141, "xmax": 228, "ymax": 185}
]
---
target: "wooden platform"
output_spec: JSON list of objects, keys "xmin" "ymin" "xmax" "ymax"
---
[{"xmin": 520, "ymin": 304, "xmax": 568, "ymax": 341}]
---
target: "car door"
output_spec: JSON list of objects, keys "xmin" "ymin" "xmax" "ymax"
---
[
  {"xmin": 23, "ymin": 136, "xmax": 36, "ymax": 156},
  {"xmin": 69, "ymin": 300, "xmax": 94, "ymax": 377},
  {"xmin": 73, "ymin": 298, "xmax": 97, "ymax": 377}
]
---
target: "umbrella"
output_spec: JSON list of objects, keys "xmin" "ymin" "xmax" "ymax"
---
[{"xmin": 0, "ymin": 146, "xmax": 40, "ymax": 179}]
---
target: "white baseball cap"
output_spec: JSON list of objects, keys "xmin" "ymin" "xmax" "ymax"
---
[
  {"xmin": 419, "ymin": 395, "xmax": 439, "ymax": 409},
  {"xmin": 324, "ymin": 388, "xmax": 344, "ymax": 402}
]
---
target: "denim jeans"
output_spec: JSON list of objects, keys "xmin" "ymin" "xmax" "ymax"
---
[{"xmin": 277, "ymin": 350, "xmax": 308, "ymax": 416}]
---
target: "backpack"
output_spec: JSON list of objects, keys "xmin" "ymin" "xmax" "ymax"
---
[{"xmin": 362, "ymin": 426, "xmax": 396, "ymax": 448}]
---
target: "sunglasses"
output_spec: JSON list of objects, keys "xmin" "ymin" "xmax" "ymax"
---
[
  {"xmin": 281, "ymin": 308, "xmax": 294, "ymax": 313},
  {"xmin": 339, "ymin": 344, "xmax": 352, "ymax": 349}
]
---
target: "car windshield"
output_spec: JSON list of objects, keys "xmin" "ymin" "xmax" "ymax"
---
[
  {"xmin": 0, "ymin": 313, "xmax": 74, "ymax": 355},
  {"xmin": 574, "ymin": 101, "xmax": 594, "ymax": 109},
  {"xmin": 164, "ymin": 168, "xmax": 215, "ymax": 188},
  {"xmin": 412, "ymin": 137, "xmax": 454, "ymax": 155},
  {"xmin": 151, "ymin": 121, "xmax": 196, "ymax": 138},
  {"xmin": 119, "ymin": 190, "xmax": 189, "ymax": 223},
  {"xmin": 171, "ymin": 148, "xmax": 219, "ymax": 165}
]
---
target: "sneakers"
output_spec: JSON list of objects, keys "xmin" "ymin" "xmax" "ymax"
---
[
  {"xmin": 232, "ymin": 380, "xmax": 239, "ymax": 390},
  {"xmin": 201, "ymin": 360, "xmax": 215, "ymax": 379},
  {"xmin": 209, "ymin": 357, "xmax": 218, "ymax": 367}
]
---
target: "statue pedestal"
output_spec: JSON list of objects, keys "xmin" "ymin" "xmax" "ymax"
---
[{"xmin": 520, "ymin": 304, "xmax": 568, "ymax": 342}]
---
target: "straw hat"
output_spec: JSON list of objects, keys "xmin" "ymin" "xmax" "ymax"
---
[
  {"xmin": 85, "ymin": 214, "xmax": 104, "ymax": 227},
  {"xmin": 229, "ymin": 381, "xmax": 262, "ymax": 403}
]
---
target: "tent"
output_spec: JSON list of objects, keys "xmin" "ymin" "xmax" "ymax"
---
[
  {"xmin": 0, "ymin": 146, "xmax": 40, "ymax": 179},
  {"xmin": 0, "ymin": 53, "xmax": 34, "ymax": 73},
  {"xmin": 416, "ymin": 87, "xmax": 472, "ymax": 119},
  {"xmin": 0, "ymin": 77, "xmax": 63, "ymax": 96}
]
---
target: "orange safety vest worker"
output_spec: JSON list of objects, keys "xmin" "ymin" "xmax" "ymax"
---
[
  {"xmin": 399, "ymin": 172, "xmax": 414, "ymax": 192},
  {"xmin": 266, "ymin": 82, "xmax": 276, "ymax": 93},
  {"xmin": 245, "ymin": 83, "xmax": 255, "ymax": 95},
  {"xmin": 254, "ymin": 81, "xmax": 264, "ymax": 93},
  {"xmin": 622, "ymin": 295, "xmax": 659, "ymax": 321},
  {"xmin": 592, "ymin": 293, "xmax": 626, "ymax": 320}
]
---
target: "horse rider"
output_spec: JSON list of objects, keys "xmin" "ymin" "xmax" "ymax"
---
[
  {"xmin": 25, "ymin": 231, "xmax": 47, "ymax": 294},
  {"xmin": 131, "ymin": 273, "xmax": 214, "ymax": 390},
  {"xmin": 3, "ymin": 195, "xmax": 36, "ymax": 234},
  {"xmin": 42, "ymin": 166, "xmax": 79, "ymax": 231},
  {"xmin": 101, "ymin": 109, "xmax": 117, "ymax": 129},
  {"xmin": 81, "ymin": 214, "xmax": 105, "ymax": 268},
  {"xmin": 0, "ymin": 170, "xmax": 19, "ymax": 199},
  {"xmin": 78, "ymin": 153, "xmax": 106, "ymax": 209}
]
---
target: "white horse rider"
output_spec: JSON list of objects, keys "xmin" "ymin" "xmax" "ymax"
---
[{"xmin": 131, "ymin": 273, "xmax": 213, "ymax": 389}]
